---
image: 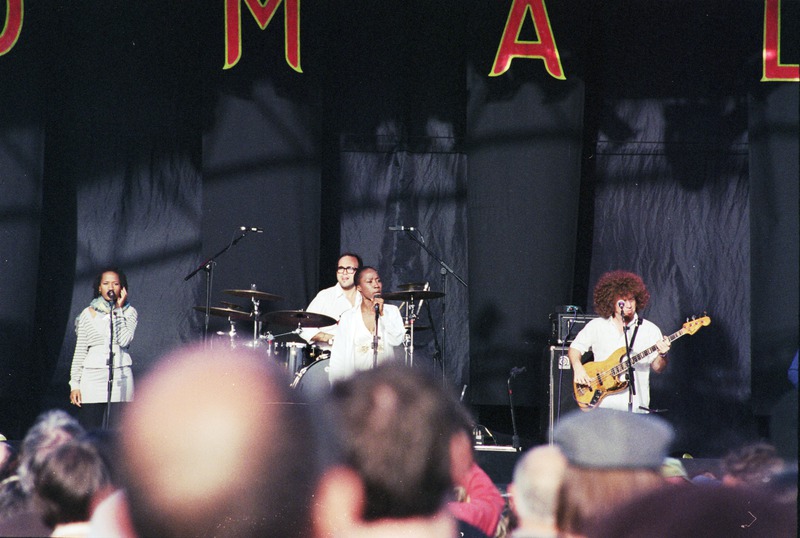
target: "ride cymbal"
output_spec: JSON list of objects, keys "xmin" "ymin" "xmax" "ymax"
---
[
  {"xmin": 380, "ymin": 290, "xmax": 445, "ymax": 301},
  {"xmin": 193, "ymin": 306, "xmax": 254, "ymax": 321},
  {"xmin": 222, "ymin": 289, "xmax": 284, "ymax": 302}
]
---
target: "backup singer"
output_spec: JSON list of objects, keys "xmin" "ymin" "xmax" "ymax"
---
[
  {"xmin": 568, "ymin": 270, "xmax": 669, "ymax": 412},
  {"xmin": 329, "ymin": 266, "xmax": 405, "ymax": 382},
  {"xmin": 69, "ymin": 268, "xmax": 138, "ymax": 430}
]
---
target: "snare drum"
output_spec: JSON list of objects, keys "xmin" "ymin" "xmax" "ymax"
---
[{"xmin": 290, "ymin": 358, "xmax": 331, "ymax": 402}]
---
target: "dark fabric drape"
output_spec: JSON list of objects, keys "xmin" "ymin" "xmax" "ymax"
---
[
  {"xmin": 338, "ymin": 137, "xmax": 469, "ymax": 387},
  {"xmin": 748, "ymin": 83, "xmax": 800, "ymax": 415},
  {"xmin": 588, "ymin": 99, "xmax": 751, "ymax": 454}
]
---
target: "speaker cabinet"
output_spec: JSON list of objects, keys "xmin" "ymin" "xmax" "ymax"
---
[{"xmin": 544, "ymin": 346, "xmax": 580, "ymax": 441}]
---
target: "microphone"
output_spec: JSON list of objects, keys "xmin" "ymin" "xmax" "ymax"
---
[
  {"xmin": 388, "ymin": 225, "xmax": 415, "ymax": 231},
  {"xmin": 618, "ymin": 300, "xmax": 625, "ymax": 311},
  {"xmin": 373, "ymin": 293, "xmax": 381, "ymax": 313},
  {"xmin": 107, "ymin": 290, "xmax": 116, "ymax": 303},
  {"xmin": 510, "ymin": 366, "xmax": 527, "ymax": 378},
  {"xmin": 240, "ymin": 226, "xmax": 264, "ymax": 233}
]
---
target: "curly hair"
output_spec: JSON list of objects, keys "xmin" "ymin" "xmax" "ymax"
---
[
  {"xmin": 91, "ymin": 267, "xmax": 128, "ymax": 299},
  {"xmin": 592, "ymin": 271, "xmax": 650, "ymax": 318}
]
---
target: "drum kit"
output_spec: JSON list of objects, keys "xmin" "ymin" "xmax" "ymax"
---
[{"xmin": 194, "ymin": 282, "xmax": 445, "ymax": 398}]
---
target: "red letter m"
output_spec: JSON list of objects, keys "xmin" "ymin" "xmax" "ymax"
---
[
  {"xmin": 0, "ymin": 0, "xmax": 23, "ymax": 56},
  {"xmin": 224, "ymin": 0, "xmax": 301, "ymax": 72}
]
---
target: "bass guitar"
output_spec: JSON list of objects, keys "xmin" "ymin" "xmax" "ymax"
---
[{"xmin": 573, "ymin": 316, "xmax": 710, "ymax": 410}]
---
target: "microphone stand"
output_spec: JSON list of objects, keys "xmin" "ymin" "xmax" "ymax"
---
[
  {"xmin": 372, "ymin": 305, "xmax": 380, "ymax": 368},
  {"xmin": 401, "ymin": 228, "xmax": 467, "ymax": 385},
  {"xmin": 620, "ymin": 305, "xmax": 636, "ymax": 413},
  {"xmin": 103, "ymin": 297, "xmax": 115, "ymax": 430},
  {"xmin": 508, "ymin": 367, "xmax": 525, "ymax": 450},
  {"xmin": 184, "ymin": 228, "xmax": 255, "ymax": 344}
]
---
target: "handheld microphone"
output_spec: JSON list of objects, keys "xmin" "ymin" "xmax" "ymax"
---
[
  {"xmin": 388, "ymin": 225, "xmax": 415, "ymax": 231},
  {"xmin": 240, "ymin": 226, "xmax": 264, "ymax": 233},
  {"xmin": 107, "ymin": 290, "xmax": 116, "ymax": 302}
]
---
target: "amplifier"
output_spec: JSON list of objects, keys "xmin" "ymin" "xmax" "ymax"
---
[{"xmin": 549, "ymin": 313, "xmax": 598, "ymax": 345}]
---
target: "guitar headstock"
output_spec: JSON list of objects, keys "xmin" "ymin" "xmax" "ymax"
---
[{"xmin": 683, "ymin": 315, "xmax": 711, "ymax": 335}]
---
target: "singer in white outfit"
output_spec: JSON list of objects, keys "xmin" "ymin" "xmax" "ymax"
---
[
  {"xmin": 329, "ymin": 266, "xmax": 405, "ymax": 383},
  {"xmin": 69, "ymin": 268, "xmax": 138, "ymax": 430}
]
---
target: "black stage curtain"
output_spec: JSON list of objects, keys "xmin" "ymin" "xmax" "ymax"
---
[{"xmin": 0, "ymin": 2, "xmax": 796, "ymax": 454}]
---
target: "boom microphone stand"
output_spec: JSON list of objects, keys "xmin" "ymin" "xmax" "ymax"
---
[
  {"xmin": 184, "ymin": 227, "xmax": 260, "ymax": 343},
  {"xmin": 400, "ymin": 227, "xmax": 467, "ymax": 385}
]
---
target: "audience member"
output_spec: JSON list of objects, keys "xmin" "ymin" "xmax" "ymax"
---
[
  {"xmin": 326, "ymin": 362, "xmax": 483, "ymax": 537},
  {"xmin": 0, "ymin": 409, "xmax": 85, "ymax": 536},
  {"xmin": 33, "ymin": 438, "xmax": 111, "ymax": 538},
  {"xmin": 588, "ymin": 483, "xmax": 797, "ymax": 538},
  {"xmin": 552, "ymin": 408, "xmax": 673, "ymax": 538},
  {"xmin": 507, "ymin": 445, "xmax": 567, "ymax": 538},
  {"xmin": 448, "ymin": 457, "xmax": 506, "ymax": 537},
  {"xmin": 660, "ymin": 457, "xmax": 692, "ymax": 485},
  {"xmin": 118, "ymin": 344, "xmax": 325, "ymax": 538},
  {"xmin": 719, "ymin": 441, "xmax": 787, "ymax": 489}
]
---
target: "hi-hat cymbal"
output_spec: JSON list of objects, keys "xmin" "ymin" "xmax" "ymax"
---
[
  {"xmin": 380, "ymin": 290, "xmax": 445, "ymax": 301},
  {"xmin": 262, "ymin": 310, "xmax": 336, "ymax": 328},
  {"xmin": 223, "ymin": 289, "xmax": 284, "ymax": 302},
  {"xmin": 193, "ymin": 306, "xmax": 254, "ymax": 321}
]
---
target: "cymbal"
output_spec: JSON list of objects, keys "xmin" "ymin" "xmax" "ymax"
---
[
  {"xmin": 380, "ymin": 290, "xmax": 445, "ymax": 301},
  {"xmin": 222, "ymin": 289, "xmax": 284, "ymax": 302},
  {"xmin": 397, "ymin": 282, "xmax": 428, "ymax": 291},
  {"xmin": 220, "ymin": 301, "xmax": 247, "ymax": 311},
  {"xmin": 273, "ymin": 333, "xmax": 309, "ymax": 344},
  {"xmin": 193, "ymin": 306, "xmax": 254, "ymax": 321},
  {"xmin": 262, "ymin": 310, "xmax": 336, "ymax": 328}
]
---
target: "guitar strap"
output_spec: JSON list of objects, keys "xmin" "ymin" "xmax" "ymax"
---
[{"xmin": 627, "ymin": 318, "xmax": 642, "ymax": 352}]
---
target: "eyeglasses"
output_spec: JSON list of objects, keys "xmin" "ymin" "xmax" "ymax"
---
[{"xmin": 337, "ymin": 266, "xmax": 358, "ymax": 274}]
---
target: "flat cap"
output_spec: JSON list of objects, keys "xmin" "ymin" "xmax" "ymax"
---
[{"xmin": 553, "ymin": 409, "xmax": 674, "ymax": 469}]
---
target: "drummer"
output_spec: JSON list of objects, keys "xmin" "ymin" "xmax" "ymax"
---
[{"xmin": 299, "ymin": 253, "xmax": 363, "ymax": 351}]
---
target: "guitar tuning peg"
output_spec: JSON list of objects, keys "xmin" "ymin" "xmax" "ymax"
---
[{"xmin": 691, "ymin": 315, "xmax": 696, "ymax": 320}]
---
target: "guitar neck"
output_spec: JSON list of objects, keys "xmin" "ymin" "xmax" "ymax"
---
[{"xmin": 617, "ymin": 327, "xmax": 686, "ymax": 370}]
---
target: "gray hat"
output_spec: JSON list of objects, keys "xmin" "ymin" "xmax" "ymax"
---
[{"xmin": 553, "ymin": 409, "xmax": 674, "ymax": 469}]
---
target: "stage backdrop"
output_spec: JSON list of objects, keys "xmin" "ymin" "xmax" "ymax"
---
[{"xmin": 0, "ymin": 1, "xmax": 797, "ymax": 456}]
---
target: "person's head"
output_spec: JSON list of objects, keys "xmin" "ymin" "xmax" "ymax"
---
[
  {"xmin": 720, "ymin": 441, "xmax": 786, "ymax": 489},
  {"xmin": 588, "ymin": 483, "xmax": 797, "ymax": 538},
  {"xmin": 592, "ymin": 270, "xmax": 650, "ymax": 320},
  {"xmin": 553, "ymin": 409, "xmax": 673, "ymax": 536},
  {"xmin": 354, "ymin": 266, "xmax": 382, "ymax": 301},
  {"xmin": 33, "ymin": 439, "xmax": 111, "ymax": 528},
  {"xmin": 92, "ymin": 267, "xmax": 128, "ymax": 301},
  {"xmin": 336, "ymin": 253, "xmax": 362, "ymax": 290},
  {"xmin": 509, "ymin": 445, "xmax": 567, "ymax": 533},
  {"xmin": 18, "ymin": 410, "xmax": 86, "ymax": 495},
  {"xmin": 327, "ymin": 363, "xmax": 474, "ymax": 522},
  {"xmin": 119, "ymin": 344, "xmax": 322, "ymax": 538}
]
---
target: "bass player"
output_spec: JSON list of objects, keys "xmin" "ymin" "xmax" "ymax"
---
[{"xmin": 569, "ymin": 270, "xmax": 670, "ymax": 412}]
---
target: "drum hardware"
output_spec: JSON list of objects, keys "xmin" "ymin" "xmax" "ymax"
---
[
  {"xmin": 290, "ymin": 358, "xmax": 331, "ymax": 402},
  {"xmin": 382, "ymin": 284, "xmax": 444, "ymax": 368},
  {"xmin": 223, "ymin": 285, "xmax": 282, "ymax": 349}
]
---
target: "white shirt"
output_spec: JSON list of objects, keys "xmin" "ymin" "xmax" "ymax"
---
[
  {"xmin": 299, "ymin": 283, "xmax": 362, "ymax": 349},
  {"xmin": 329, "ymin": 304, "xmax": 406, "ymax": 383},
  {"xmin": 569, "ymin": 314, "xmax": 663, "ymax": 412}
]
